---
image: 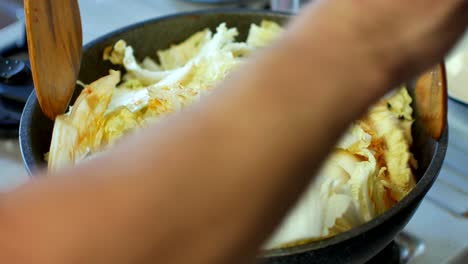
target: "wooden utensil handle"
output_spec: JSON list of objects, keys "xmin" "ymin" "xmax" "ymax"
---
[
  {"xmin": 24, "ymin": 0, "xmax": 83, "ymax": 120},
  {"xmin": 415, "ymin": 63, "xmax": 448, "ymax": 140}
]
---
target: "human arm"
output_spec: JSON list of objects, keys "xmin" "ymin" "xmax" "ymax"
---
[{"xmin": 1, "ymin": 1, "xmax": 468, "ymax": 263}]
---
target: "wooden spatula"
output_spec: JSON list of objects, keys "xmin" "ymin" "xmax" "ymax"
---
[
  {"xmin": 415, "ymin": 64, "xmax": 448, "ymax": 140},
  {"xmin": 24, "ymin": 0, "xmax": 82, "ymax": 120}
]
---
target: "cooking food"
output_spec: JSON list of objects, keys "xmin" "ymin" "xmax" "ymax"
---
[
  {"xmin": 264, "ymin": 88, "xmax": 417, "ymax": 248},
  {"xmin": 47, "ymin": 21, "xmax": 417, "ymax": 249}
]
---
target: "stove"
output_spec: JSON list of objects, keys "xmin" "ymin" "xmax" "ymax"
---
[{"xmin": 0, "ymin": 1, "xmax": 466, "ymax": 263}]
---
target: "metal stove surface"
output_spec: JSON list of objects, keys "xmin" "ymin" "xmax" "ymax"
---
[{"xmin": 0, "ymin": 1, "xmax": 466, "ymax": 263}]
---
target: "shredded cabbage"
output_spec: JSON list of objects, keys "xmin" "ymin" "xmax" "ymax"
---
[{"xmin": 48, "ymin": 20, "xmax": 418, "ymax": 250}]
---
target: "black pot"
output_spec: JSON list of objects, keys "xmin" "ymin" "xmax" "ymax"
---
[{"xmin": 19, "ymin": 9, "xmax": 448, "ymax": 264}]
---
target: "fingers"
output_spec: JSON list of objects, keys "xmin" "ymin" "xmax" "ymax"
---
[{"xmin": 455, "ymin": 0, "xmax": 468, "ymax": 23}]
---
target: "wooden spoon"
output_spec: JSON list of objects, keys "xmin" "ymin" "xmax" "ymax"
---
[
  {"xmin": 415, "ymin": 64, "xmax": 448, "ymax": 140},
  {"xmin": 24, "ymin": 0, "xmax": 82, "ymax": 120}
]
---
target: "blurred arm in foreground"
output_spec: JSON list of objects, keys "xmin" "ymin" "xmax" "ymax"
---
[{"xmin": 1, "ymin": 0, "xmax": 468, "ymax": 263}]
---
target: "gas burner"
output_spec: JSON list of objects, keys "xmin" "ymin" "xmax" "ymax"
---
[
  {"xmin": 365, "ymin": 233, "xmax": 425, "ymax": 264},
  {"xmin": 0, "ymin": 51, "xmax": 33, "ymax": 138},
  {"xmin": 0, "ymin": 0, "xmax": 29, "ymax": 138},
  {"xmin": 366, "ymin": 241, "xmax": 401, "ymax": 264},
  {"xmin": 0, "ymin": 57, "xmax": 32, "ymax": 102},
  {"xmin": 0, "ymin": 97, "xmax": 23, "ymax": 138}
]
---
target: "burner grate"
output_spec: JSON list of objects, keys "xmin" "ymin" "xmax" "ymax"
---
[{"xmin": 365, "ymin": 232, "xmax": 425, "ymax": 264}]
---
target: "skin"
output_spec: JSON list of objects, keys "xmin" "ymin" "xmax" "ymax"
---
[{"xmin": 1, "ymin": 0, "xmax": 468, "ymax": 263}]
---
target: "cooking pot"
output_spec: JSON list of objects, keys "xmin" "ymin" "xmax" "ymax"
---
[{"xmin": 19, "ymin": 9, "xmax": 448, "ymax": 264}]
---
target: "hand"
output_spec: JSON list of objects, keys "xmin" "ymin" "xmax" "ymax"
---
[
  {"xmin": 355, "ymin": 0, "xmax": 466, "ymax": 80},
  {"xmin": 290, "ymin": 0, "xmax": 468, "ymax": 92}
]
